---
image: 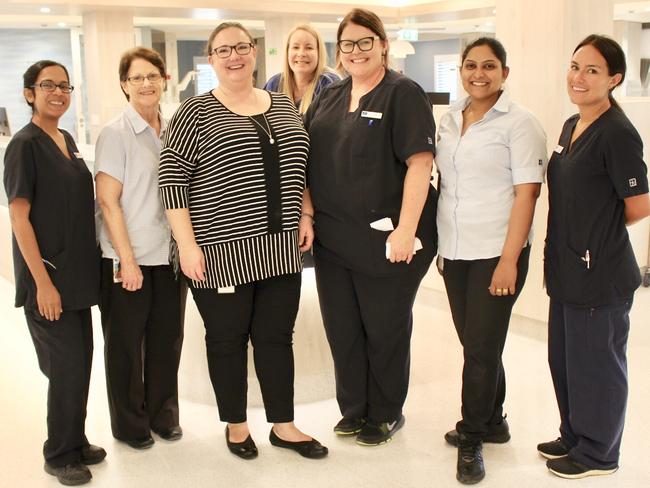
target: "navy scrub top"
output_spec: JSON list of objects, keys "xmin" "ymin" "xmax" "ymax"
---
[
  {"xmin": 304, "ymin": 69, "xmax": 437, "ymax": 277},
  {"xmin": 544, "ymin": 107, "xmax": 648, "ymax": 307},
  {"xmin": 3, "ymin": 122, "xmax": 100, "ymax": 311}
]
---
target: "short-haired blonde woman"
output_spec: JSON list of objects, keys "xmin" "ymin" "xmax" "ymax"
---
[
  {"xmin": 264, "ymin": 24, "xmax": 340, "ymax": 115},
  {"xmin": 95, "ymin": 47, "xmax": 186, "ymax": 450}
]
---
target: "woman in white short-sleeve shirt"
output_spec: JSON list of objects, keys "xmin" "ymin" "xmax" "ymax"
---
[
  {"xmin": 94, "ymin": 47, "xmax": 185, "ymax": 450},
  {"xmin": 435, "ymin": 37, "xmax": 547, "ymax": 484}
]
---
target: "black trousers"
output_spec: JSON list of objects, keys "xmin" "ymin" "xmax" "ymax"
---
[
  {"xmin": 25, "ymin": 308, "xmax": 93, "ymax": 467},
  {"xmin": 190, "ymin": 273, "xmax": 301, "ymax": 423},
  {"xmin": 548, "ymin": 299, "xmax": 631, "ymax": 469},
  {"xmin": 314, "ymin": 255, "xmax": 428, "ymax": 422},
  {"xmin": 99, "ymin": 259, "xmax": 186, "ymax": 440},
  {"xmin": 442, "ymin": 246, "xmax": 530, "ymax": 440}
]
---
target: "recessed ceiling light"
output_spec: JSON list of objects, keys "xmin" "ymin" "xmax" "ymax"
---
[
  {"xmin": 336, "ymin": 17, "xmax": 343, "ymax": 22},
  {"xmin": 40, "ymin": 6, "xmax": 51, "ymax": 13},
  {"xmin": 486, "ymin": 22, "xmax": 494, "ymax": 26},
  {"xmin": 57, "ymin": 21, "xmax": 67, "ymax": 27},
  {"xmin": 492, "ymin": 9, "xmax": 496, "ymax": 14}
]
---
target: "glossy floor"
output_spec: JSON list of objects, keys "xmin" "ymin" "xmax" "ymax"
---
[{"xmin": 0, "ymin": 277, "xmax": 649, "ymax": 488}]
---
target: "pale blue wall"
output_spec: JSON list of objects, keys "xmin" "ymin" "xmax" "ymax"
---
[
  {"xmin": 0, "ymin": 29, "xmax": 76, "ymax": 136},
  {"xmin": 404, "ymin": 39, "xmax": 459, "ymax": 92}
]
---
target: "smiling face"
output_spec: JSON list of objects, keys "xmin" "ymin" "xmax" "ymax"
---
[
  {"xmin": 338, "ymin": 22, "xmax": 386, "ymax": 80},
  {"xmin": 208, "ymin": 26, "xmax": 256, "ymax": 87},
  {"xmin": 460, "ymin": 44, "xmax": 509, "ymax": 104},
  {"xmin": 567, "ymin": 44, "xmax": 621, "ymax": 109},
  {"xmin": 288, "ymin": 29, "xmax": 319, "ymax": 78},
  {"xmin": 121, "ymin": 57, "xmax": 163, "ymax": 111},
  {"xmin": 23, "ymin": 65, "xmax": 70, "ymax": 121}
]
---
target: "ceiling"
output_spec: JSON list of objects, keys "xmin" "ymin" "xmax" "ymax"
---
[{"xmin": 1, "ymin": 0, "xmax": 649, "ymax": 41}]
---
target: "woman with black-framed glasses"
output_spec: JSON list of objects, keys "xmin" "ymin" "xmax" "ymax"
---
[
  {"xmin": 160, "ymin": 22, "xmax": 327, "ymax": 460},
  {"xmin": 304, "ymin": 8, "xmax": 437, "ymax": 446},
  {"xmin": 3, "ymin": 60, "xmax": 103, "ymax": 486}
]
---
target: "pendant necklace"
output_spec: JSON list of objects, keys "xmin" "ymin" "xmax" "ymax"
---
[{"xmin": 249, "ymin": 114, "xmax": 274, "ymax": 144}]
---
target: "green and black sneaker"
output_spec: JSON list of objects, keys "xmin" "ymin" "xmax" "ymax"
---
[{"xmin": 355, "ymin": 414, "xmax": 405, "ymax": 446}]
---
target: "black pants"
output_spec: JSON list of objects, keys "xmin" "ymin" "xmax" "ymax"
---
[
  {"xmin": 99, "ymin": 259, "xmax": 186, "ymax": 440},
  {"xmin": 548, "ymin": 299, "xmax": 631, "ymax": 469},
  {"xmin": 25, "ymin": 308, "xmax": 93, "ymax": 467},
  {"xmin": 314, "ymin": 255, "xmax": 428, "ymax": 422},
  {"xmin": 190, "ymin": 273, "xmax": 301, "ymax": 423},
  {"xmin": 442, "ymin": 246, "xmax": 530, "ymax": 440}
]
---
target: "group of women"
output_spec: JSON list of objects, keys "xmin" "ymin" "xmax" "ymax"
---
[{"xmin": 3, "ymin": 6, "xmax": 649, "ymax": 487}]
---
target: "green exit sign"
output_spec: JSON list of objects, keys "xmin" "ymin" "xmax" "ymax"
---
[{"xmin": 269, "ymin": 48, "xmax": 278, "ymax": 55}]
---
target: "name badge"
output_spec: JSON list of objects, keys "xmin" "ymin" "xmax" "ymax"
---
[
  {"xmin": 218, "ymin": 286, "xmax": 235, "ymax": 294},
  {"xmin": 361, "ymin": 110, "xmax": 383, "ymax": 120},
  {"xmin": 554, "ymin": 145, "xmax": 564, "ymax": 154}
]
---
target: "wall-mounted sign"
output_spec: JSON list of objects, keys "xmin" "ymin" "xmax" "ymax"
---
[{"xmin": 398, "ymin": 29, "xmax": 419, "ymax": 42}]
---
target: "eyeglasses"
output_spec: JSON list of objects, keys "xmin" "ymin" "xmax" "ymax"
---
[
  {"xmin": 337, "ymin": 36, "xmax": 380, "ymax": 54},
  {"xmin": 31, "ymin": 80, "xmax": 74, "ymax": 93},
  {"xmin": 210, "ymin": 42, "xmax": 254, "ymax": 58},
  {"xmin": 126, "ymin": 73, "xmax": 164, "ymax": 85}
]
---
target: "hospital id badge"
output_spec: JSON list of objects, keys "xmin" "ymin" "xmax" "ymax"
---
[{"xmin": 112, "ymin": 258, "xmax": 122, "ymax": 283}]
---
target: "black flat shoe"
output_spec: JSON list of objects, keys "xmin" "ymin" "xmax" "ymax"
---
[
  {"xmin": 80, "ymin": 444, "xmax": 107, "ymax": 465},
  {"xmin": 225, "ymin": 426, "xmax": 258, "ymax": 460},
  {"xmin": 269, "ymin": 429, "xmax": 328, "ymax": 459},
  {"xmin": 153, "ymin": 425, "xmax": 183, "ymax": 441},
  {"xmin": 125, "ymin": 435, "xmax": 155, "ymax": 450}
]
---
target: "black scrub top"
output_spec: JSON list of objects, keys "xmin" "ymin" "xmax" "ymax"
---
[
  {"xmin": 544, "ymin": 107, "xmax": 648, "ymax": 307},
  {"xmin": 304, "ymin": 69, "xmax": 437, "ymax": 277},
  {"xmin": 3, "ymin": 122, "xmax": 100, "ymax": 311}
]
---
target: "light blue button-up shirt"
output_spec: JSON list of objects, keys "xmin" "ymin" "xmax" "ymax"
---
[{"xmin": 435, "ymin": 92, "xmax": 548, "ymax": 260}]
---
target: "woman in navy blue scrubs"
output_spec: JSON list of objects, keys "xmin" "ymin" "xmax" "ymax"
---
[
  {"xmin": 3, "ymin": 61, "xmax": 103, "ymax": 486},
  {"xmin": 539, "ymin": 35, "xmax": 650, "ymax": 479}
]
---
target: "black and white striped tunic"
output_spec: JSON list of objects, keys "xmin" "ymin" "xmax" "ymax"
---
[{"xmin": 159, "ymin": 91, "xmax": 308, "ymax": 288}]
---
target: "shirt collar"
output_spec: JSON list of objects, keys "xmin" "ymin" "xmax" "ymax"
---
[
  {"xmin": 450, "ymin": 90, "xmax": 512, "ymax": 114},
  {"xmin": 124, "ymin": 103, "xmax": 166, "ymax": 135}
]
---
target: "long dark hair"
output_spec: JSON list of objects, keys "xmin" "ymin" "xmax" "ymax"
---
[
  {"xmin": 573, "ymin": 34, "xmax": 626, "ymax": 111},
  {"xmin": 23, "ymin": 60, "xmax": 70, "ymax": 113}
]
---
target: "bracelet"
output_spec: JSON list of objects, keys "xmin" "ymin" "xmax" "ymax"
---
[{"xmin": 300, "ymin": 212, "xmax": 314, "ymax": 221}]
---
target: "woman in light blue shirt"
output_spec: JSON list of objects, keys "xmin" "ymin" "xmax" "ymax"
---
[
  {"xmin": 435, "ymin": 37, "xmax": 547, "ymax": 485},
  {"xmin": 95, "ymin": 47, "xmax": 185, "ymax": 450}
]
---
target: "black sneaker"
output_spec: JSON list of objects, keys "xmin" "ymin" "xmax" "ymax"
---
[
  {"xmin": 537, "ymin": 438, "xmax": 569, "ymax": 460},
  {"xmin": 44, "ymin": 462, "xmax": 92, "ymax": 486},
  {"xmin": 547, "ymin": 456, "xmax": 618, "ymax": 479},
  {"xmin": 457, "ymin": 439, "xmax": 485, "ymax": 484},
  {"xmin": 355, "ymin": 414, "xmax": 405, "ymax": 446},
  {"xmin": 444, "ymin": 417, "xmax": 510, "ymax": 447},
  {"xmin": 333, "ymin": 417, "xmax": 366, "ymax": 436}
]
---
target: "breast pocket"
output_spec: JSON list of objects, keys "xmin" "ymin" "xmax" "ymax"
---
[{"xmin": 352, "ymin": 116, "xmax": 384, "ymax": 158}]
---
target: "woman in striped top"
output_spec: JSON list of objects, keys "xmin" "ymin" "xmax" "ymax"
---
[{"xmin": 159, "ymin": 22, "xmax": 327, "ymax": 460}]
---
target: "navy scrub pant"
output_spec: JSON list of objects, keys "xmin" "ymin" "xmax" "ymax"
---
[
  {"xmin": 189, "ymin": 273, "xmax": 301, "ymax": 424},
  {"xmin": 442, "ymin": 246, "xmax": 530, "ymax": 442},
  {"xmin": 99, "ymin": 259, "xmax": 186, "ymax": 441},
  {"xmin": 548, "ymin": 299, "xmax": 632, "ymax": 469},
  {"xmin": 314, "ymin": 255, "xmax": 428, "ymax": 423},
  {"xmin": 25, "ymin": 308, "xmax": 93, "ymax": 467}
]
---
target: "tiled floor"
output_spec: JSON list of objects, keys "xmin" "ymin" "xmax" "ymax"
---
[{"xmin": 0, "ymin": 276, "xmax": 648, "ymax": 488}]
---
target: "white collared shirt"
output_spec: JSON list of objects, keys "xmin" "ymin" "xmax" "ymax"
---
[
  {"xmin": 435, "ymin": 92, "xmax": 548, "ymax": 260},
  {"xmin": 94, "ymin": 104, "xmax": 171, "ymax": 265}
]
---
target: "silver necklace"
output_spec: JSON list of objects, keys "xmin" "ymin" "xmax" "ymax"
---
[{"xmin": 248, "ymin": 114, "xmax": 274, "ymax": 144}]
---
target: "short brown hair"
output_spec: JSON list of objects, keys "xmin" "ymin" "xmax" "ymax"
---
[
  {"xmin": 206, "ymin": 22, "xmax": 255, "ymax": 56},
  {"xmin": 118, "ymin": 46, "xmax": 166, "ymax": 100},
  {"xmin": 336, "ymin": 8, "xmax": 389, "ymax": 69}
]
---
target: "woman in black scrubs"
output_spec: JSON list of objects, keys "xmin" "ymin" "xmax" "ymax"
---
[
  {"xmin": 3, "ymin": 61, "xmax": 103, "ymax": 486},
  {"xmin": 304, "ymin": 8, "xmax": 437, "ymax": 446},
  {"xmin": 539, "ymin": 35, "xmax": 650, "ymax": 479}
]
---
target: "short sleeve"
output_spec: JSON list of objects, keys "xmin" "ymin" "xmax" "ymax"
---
[
  {"xmin": 603, "ymin": 122, "xmax": 649, "ymax": 199},
  {"xmin": 509, "ymin": 112, "xmax": 548, "ymax": 185},
  {"xmin": 159, "ymin": 97, "xmax": 201, "ymax": 209},
  {"xmin": 391, "ymin": 79, "xmax": 436, "ymax": 162},
  {"xmin": 3, "ymin": 136, "xmax": 36, "ymax": 204},
  {"xmin": 263, "ymin": 74, "xmax": 281, "ymax": 92},
  {"xmin": 94, "ymin": 124, "xmax": 126, "ymax": 183}
]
